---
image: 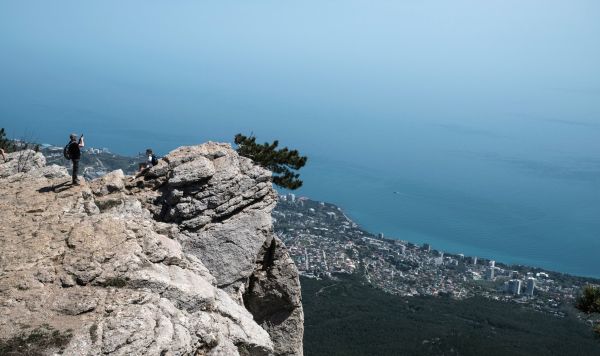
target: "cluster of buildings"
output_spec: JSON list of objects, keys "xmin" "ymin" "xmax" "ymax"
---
[
  {"xmin": 274, "ymin": 196, "xmax": 362, "ymax": 277},
  {"xmin": 274, "ymin": 196, "xmax": 598, "ymax": 318}
]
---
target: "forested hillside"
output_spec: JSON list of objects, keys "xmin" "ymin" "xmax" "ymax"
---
[{"xmin": 301, "ymin": 274, "xmax": 600, "ymax": 356}]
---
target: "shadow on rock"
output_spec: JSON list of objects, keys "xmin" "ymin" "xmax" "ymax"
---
[{"xmin": 37, "ymin": 180, "xmax": 72, "ymax": 193}]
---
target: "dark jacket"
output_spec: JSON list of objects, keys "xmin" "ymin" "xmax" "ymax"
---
[{"xmin": 68, "ymin": 141, "xmax": 81, "ymax": 160}]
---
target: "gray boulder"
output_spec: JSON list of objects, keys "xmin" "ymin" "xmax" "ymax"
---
[{"xmin": 0, "ymin": 149, "xmax": 46, "ymax": 178}]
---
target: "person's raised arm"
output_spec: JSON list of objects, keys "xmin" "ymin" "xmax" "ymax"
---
[{"xmin": 78, "ymin": 135, "xmax": 85, "ymax": 148}]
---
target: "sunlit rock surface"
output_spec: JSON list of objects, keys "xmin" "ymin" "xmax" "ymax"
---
[{"xmin": 0, "ymin": 143, "xmax": 303, "ymax": 355}]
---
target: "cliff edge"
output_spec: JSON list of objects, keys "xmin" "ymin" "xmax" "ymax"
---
[{"xmin": 0, "ymin": 143, "xmax": 303, "ymax": 355}]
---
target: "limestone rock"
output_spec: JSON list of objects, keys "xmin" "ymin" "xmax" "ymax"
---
[
  {"xmin": 0, "ymin": 142, "xmax": 303, "ymax": 356},
  {"xmin": 0, "ymin": 149, "xmax": 46, "ymax": 178},
  {"xmin": 169, "ymin": 156, "xmax": 216, "ymax": 187},
  {"xmin": 243, "ymin": 236, "xmax": 304, "ymax": 356},
  {"xmin": 90, "ymin": 169, "xmax": 125, "ymax": 196}
]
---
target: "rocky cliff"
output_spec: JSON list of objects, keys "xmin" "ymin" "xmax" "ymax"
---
[{"xmin": 0, "ymin": 143, "xmax": 303, "ymax": 356}]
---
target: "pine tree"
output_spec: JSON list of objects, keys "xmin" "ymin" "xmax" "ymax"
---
[{"xmin": 234, "ymin": 133, "xmax": 307, "ymax": 190}]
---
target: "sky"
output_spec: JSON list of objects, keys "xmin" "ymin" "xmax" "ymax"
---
[
  {"xmin": 1, "ymin": 1, "xmax": 599, "ymax": 275},
  {"xmin": 1, "ymin": 1, "xmax": 598, "ymax": 153}
]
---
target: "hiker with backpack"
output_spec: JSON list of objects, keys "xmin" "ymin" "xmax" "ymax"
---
[
  {"xmin": 138, "ymin": 148, "xmax": 159, "ymax": 172},
  {"xmin": 131, "ymin": 148, "xmax": 159, "ymax": 181},
  {"xmin": 64, "ymin": 133, "xmax": 85, "ymax": 185}
]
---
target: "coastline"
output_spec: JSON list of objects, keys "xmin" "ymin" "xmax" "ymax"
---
[{"xmin": 275, "ymin": 196, "xmax": 600, "ymax": 285}]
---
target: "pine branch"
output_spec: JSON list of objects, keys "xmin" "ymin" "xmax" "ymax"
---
[{"xmin": 234, "ymin": 133, "xmax": 307, "ymax": 190}]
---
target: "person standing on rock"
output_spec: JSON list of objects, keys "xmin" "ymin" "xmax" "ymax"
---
[{"xmin": 67, "ymin": 133, "xmax": 85, "ymax": 185}]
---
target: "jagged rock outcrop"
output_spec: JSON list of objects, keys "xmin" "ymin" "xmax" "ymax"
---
[{"xmin": 0, "ymin": 144, "xmax": 303, "ymax": 355}]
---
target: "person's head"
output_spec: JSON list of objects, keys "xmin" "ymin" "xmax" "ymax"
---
[
  {"xmin": 70, "ymin": 133, "xmax": 77, "ymax": 141},
  {"xmin": 146, "ymin": 148, "xmax": 153, "ymax": 155}
]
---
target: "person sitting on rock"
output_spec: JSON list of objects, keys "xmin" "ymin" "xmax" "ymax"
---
[
  {"xmin": 138, "ymin": 148, "xmax": 158, "ymax": 172},
  {"xmin": 132, "ymin": 148, "xmax": 159, "ymax": 181}
]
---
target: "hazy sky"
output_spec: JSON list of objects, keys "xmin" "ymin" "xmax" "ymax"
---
[
  {"xmin": 1, "ymin": 0, "xmax": 598, "ymax": 155},
  {"xmin": 1, "ymin": 1, "xmax": 599, "ymax": 274}
]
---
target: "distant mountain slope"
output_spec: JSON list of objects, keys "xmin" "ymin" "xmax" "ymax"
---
[{"xmin": 301, "ymin": 274, "xmax": 600, "ymax": 356}]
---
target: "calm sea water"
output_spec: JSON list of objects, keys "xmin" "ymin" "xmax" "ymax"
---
[
  {"xmin": 298, "ymin": 152, "xmax": 600, "ymax": 278},
  {"xmin": 1, "ymin": 1, "xmax": 599, "ymax": 277}
]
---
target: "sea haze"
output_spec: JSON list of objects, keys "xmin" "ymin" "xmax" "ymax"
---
[{"xmin": 1, "ymin": 1, "xmax": 599, "ymax": 277}]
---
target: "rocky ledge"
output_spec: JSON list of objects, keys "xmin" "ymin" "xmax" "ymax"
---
[{"xmin": 0, "ymin": 143, "xmax": 303, "ymax": 356}]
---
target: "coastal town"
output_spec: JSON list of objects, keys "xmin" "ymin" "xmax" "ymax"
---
[{"xmin": 274, "ymin": 194, "xmax": 600, "ymax": 322}]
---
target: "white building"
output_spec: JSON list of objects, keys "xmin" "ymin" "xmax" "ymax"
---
[
  {"xmin": 526, "ymin": 277, "xmax": 536, "ymax": 296},
  {"xmin": 508, "ymin": 279, "xmax": 522, "ymax": 295}
]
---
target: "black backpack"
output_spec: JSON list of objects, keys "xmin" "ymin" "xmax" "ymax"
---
[
  {"xmin": 151, "ymin": 154, "xmax": 159, "ymax": 166},
  {"xmin": 63, "ymin": 142, "xmax": 71, "ymax": 160}
]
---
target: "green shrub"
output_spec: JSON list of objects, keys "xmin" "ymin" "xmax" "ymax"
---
[
  {"xmin": 0, "ymin": 128, "xmax": 16, "ymax": 153},
  {"xmin": 576, "ymin": 285, "xmax": 600, "ymax": 314}
]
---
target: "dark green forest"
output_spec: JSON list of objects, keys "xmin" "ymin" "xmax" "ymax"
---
[{"xmin": 301, "ymin": 274, "xmax": 600, "ymax": 356}]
